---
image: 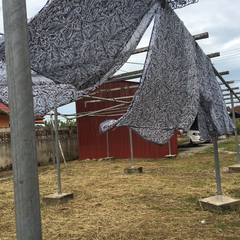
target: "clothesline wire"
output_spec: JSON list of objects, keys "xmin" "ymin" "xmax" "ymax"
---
[
  {"xmin": 126, "ymin": 61, "xmax": 145, "ymax": 65},
  {"xmin": 212, "ymin": 55, "xmax": 240, "ymax": 62},
  {"xmin": 221, "ymin": 48, "xmax": 240, "ymax": 54},
  {"xmin": 37, "ymin": 37, "xmax": 240, "ymax": 120}
]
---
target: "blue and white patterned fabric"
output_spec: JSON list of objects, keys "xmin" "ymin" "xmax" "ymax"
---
[
  {"xmin": 196, "ymin": 45, "xmax": 235, "ymax": 140},
  {"xmin": 99, "ymin": 4, "xmax": 235, "ymax": 144},
  {"xmin": 0, "ymin": 0, "xmax": 159, "ymax": 117},
  {"xmin": 0, "ymin": 0, "xmax": 231, "ymax": 144}
]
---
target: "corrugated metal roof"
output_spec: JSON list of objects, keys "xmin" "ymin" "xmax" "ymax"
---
[
  {"xmin": 0, "ymin": 103, "xmax": 9, "ymax": 115},
  {"xmin": 0, "ymin": 103, "xmax": 45, "ymax": 123}
]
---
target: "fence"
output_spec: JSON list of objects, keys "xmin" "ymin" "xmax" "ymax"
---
[{"xmin": 0, "ymin": 126, "xmax": 79, "ymax": 171}]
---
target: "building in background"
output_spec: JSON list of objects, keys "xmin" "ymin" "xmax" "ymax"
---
[
  {"xmin": 76, "ymin": 81, "xmax": 178, "ymax": 159},
  {"xmin": 0, "ymin": 103, "xmax": 44, "ymax": 127}
]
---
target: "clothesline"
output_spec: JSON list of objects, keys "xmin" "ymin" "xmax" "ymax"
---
[
  {"xmin": 0, "ymin": 0, "xmax": 236, "ymax": 145},
  {"xmin": 99, "ymin": 3, "xmax": 235, "ymax": 144}
]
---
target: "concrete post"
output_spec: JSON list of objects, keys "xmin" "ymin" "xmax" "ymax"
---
[
  {"xmin": 230, "ymin": 92, "xmax": 240, "ymax": 164},
  {"xmin": 54, "ymin": 108, "xmax": 61, "ymax": 194},
  {"xmin": 2, "ymin": 0, "xmax": 42, "ymax": 239}
]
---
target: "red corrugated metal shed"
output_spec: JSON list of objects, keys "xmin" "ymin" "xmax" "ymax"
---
[{"xmin": 76, "ymin": 81, "xmax": 178, "ymax": 159}]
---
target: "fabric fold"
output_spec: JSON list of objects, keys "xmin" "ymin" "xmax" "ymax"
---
[
  {"xmin": 100, "ymin": 3, "xmax": 235, "ymax": 144},
  {"xmin": 0, "ymin": 0, "xmax": 158, "ymax": 117}
]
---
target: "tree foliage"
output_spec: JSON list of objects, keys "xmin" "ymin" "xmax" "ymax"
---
[{"xmin": 44, "ymin": 119, "xmax": 77, "ymax": 127}]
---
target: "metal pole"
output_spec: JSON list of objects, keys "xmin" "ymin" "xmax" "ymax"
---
[
  {"xmin": 129, "ymin": 129, "xmax": 134, "ymax": 168},
  {"xmin": 50, "ymin": 112, "xmax": 68, "ymax": 172},
  {"xmin": 168, "ymin": 141, "xmax": 171, "ymax": 155},
  {"xmin": 50, "ymin": 115, "xmax": 56, "ymax": 169},
  {"xmin": 106, "ymin": 117, "xmax": 109, "ymax": 157},
  {"xmin": 2, "ymin": 0, "xmax": 42, "ymax": 239},
  {"xmin": 213, "ymin": 137, "xmax": 223, "ymax": 200},
  {"xmin": 54, "ymin": 108, "xmax": 61, "ymax": 194},
  {"xmin": 230, "ymin": 92, "xmax": 240, "ymax": 164}
]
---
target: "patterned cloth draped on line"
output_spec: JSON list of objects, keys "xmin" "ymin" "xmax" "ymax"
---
[
  {"xmin": 99, "ymin": 4, "xmax": 235, "ymax": 144},
  {"xmin": 0, "ymin": 0, "xmax": 159, "ymax": 117}
]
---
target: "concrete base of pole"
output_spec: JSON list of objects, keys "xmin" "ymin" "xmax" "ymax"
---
[
  {"xmin": 42, "ymin": 192, "xmax": 73, "ymax": 205},
  {"xmin": 124, "ymin": 167, "xmax": 142, "ymax": 175},
  {"xmin": 228, "ymin": 164, "xmax": 240, "ymax": 173},
  {"xmin": 97, "ymin": 157, "xmax": 115, "ymax": 162},
  {"xmin": 165, "ymin": 154, "xmax": 177, "ymax": 159},
  {"xmin": 198, "ymin": 195, "xmax": 240, "ymax": 212}
]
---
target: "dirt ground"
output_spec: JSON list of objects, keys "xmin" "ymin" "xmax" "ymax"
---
[{"xmin": 1, "ymin": 136, "xmax": 240, "ymax": 239}]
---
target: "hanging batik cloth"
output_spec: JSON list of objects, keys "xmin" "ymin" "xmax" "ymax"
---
[
  {"xmin": 0, "ymin": 0, "xmax": 199, "ymax": 117},
  {"xmin": 0, "ymin": 0, "xmax": 159, "ymax": 117},
  {"xmin": 99, "ymin": 3, "xmax": 235, "ymax": 144}
]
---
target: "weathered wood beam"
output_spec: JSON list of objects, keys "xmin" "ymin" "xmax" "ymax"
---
[
  {"xmin": 132, "ymin": 32, "xmax": 209, "ymax": 55},
  {"xmin": 207, "ymin": 52, "xmax": 220, "ymax": 58},
  {"xmin": 107, "ymin": 74, "xmax": 142, "ymax": 83},
  {"xmin": 84, "ymin": 95, "xmax": 133, "ymax": 107},
  {"xmin": 107, "ymin": 51, "xmax": 220, "ymax": 83},
  {"xmin": 219, "ymin": 71, "xmax": 229, "ymax": 76},
  {"xmin": 192, "ymin": 32, "xmax": 209, "ymax": 40},
  {"xmin": 221, "ymin": 87, "xmax": 239, "ymax": 92},
  {"xmin": 219, "ymin": 81, "xmax": 234, "ymax": 85},
  {"xmin": 82, "ymin": 95, "xmax": 130, "ymax": 105},
  {"xmin": 109, "ymin": 70, "xmax": 142, "ymax": 80},
  {"xmin": 225, "ymin": 101, "xmax": 240, "ymax": 104},
  {"xmin": 223, "ymin": 92, "xmax": 240, "ymax": 96},
  {"xmin": 89, "ymin": 85, "xmax": 138, "ymax": 96},
  {"xmin": 224, "ymin": 97, "xmax": 238, "ymax": 101},
  {"xmin": 213, "ymin": 66, "xmax": 240, "ymax": 101}
]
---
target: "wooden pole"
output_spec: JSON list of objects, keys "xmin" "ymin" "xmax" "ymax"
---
[{"xmin": 219, "ymin": 81, "xmax": 234, "ymax": 85}]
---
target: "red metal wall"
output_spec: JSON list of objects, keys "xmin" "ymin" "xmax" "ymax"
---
[{"xmin": 76, "ymin": 81, "xmax": 178, "ymax": 159}]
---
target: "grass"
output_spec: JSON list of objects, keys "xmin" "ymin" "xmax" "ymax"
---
[{"xmin": 1, "ymin": 135, "xmax": 240, "ymax": 239}]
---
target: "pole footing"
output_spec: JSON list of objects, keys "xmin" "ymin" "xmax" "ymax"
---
[
  {"xmin": 165, "ymin": 154, "xmax": 177, "ymax": 159},
  {"xmin": 228, "ymin": 164, "xmax": 240, "ymax": 173},
  {"xmin": 42, "ymin": 192, "xmax": 73, "ymax": 205},
  {"xmin": 198, "ymin": 195, "xmax": 240, "ymax": 212},
  {"xmin": 124, "ymin": 167, "xmax": 142, "ymax": 175}
]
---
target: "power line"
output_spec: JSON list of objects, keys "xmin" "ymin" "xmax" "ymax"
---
[
  {"xmin": 212, "ymin": 55, "xmax": 240, "ymax": 62},
  {"xmin": 221, "ymin": 47, "xmax": 240, "ymax": 53}
]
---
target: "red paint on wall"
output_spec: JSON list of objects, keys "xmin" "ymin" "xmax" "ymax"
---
[{"xmin": 76, "ymin": 81, "xmax": 178, "ymax": 159}]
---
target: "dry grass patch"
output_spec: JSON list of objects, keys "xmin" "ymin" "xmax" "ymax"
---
[{"xmin": 1, "ymin": 136, "xmax": 240, "ymax": 239}]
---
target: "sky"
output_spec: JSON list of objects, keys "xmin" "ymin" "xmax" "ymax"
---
[{"xmin": 0, "ymin": 0, "xmax": 239, "ymax": 121}]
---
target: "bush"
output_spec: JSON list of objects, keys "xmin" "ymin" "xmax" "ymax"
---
[
  {"xmin": 235, "ymin": 120, "xmax": 240, "ymax": 135},
  {"xmin": 44, "ymin": 119, "xmax": 77, "ymax": 127}
]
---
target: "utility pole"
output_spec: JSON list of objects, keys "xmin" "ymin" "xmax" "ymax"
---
[{"xmin": 2, "ymin": 0, "xmax": 42, "ymax": 239}]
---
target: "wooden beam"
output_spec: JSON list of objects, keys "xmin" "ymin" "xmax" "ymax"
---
[
  {"xmin": 225, "ymin": 102, "xmax": 240, "ymax": 104},
  {"xmin": 192, "ymin": 32, "xmax": 209, "ymax": 40},
  {"xmin": 219, "ymin": 71, "xmax": 229, "ymax": 76},
  {"xmin": 223, "ymin": 92, "xmax": 240, "ymax": 96},
  {"xmin": 207, "ymin": 52, "xmax": 220, "ymax": 58},
  {"xmin": 132, "ymin": 46, "xmax": 148, "ymax": 55},
  {"xmin": 224, "ymin": 97, "xmax": 238, "ymax": 101},
  {"xmin": 219, "ymin": 81, "xmax": 234, "ymax": 85},
  {"xmin": 221, "ymin": 87, "xmax": 239, "ymax": 92},
  {"xmin": 107, "ymin": 74, "xmax": 142, "ymax": 83},
  {"xmin": 132, "ymin": 32, "xmax": 209, "ymax": 55},
  {"xmin": 109, "ymin": 70, "xmax": 142, "ymax": 80},
  {"xmin": 107, "ymin": 51, "xmax": 221, "ymax": 83}
]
